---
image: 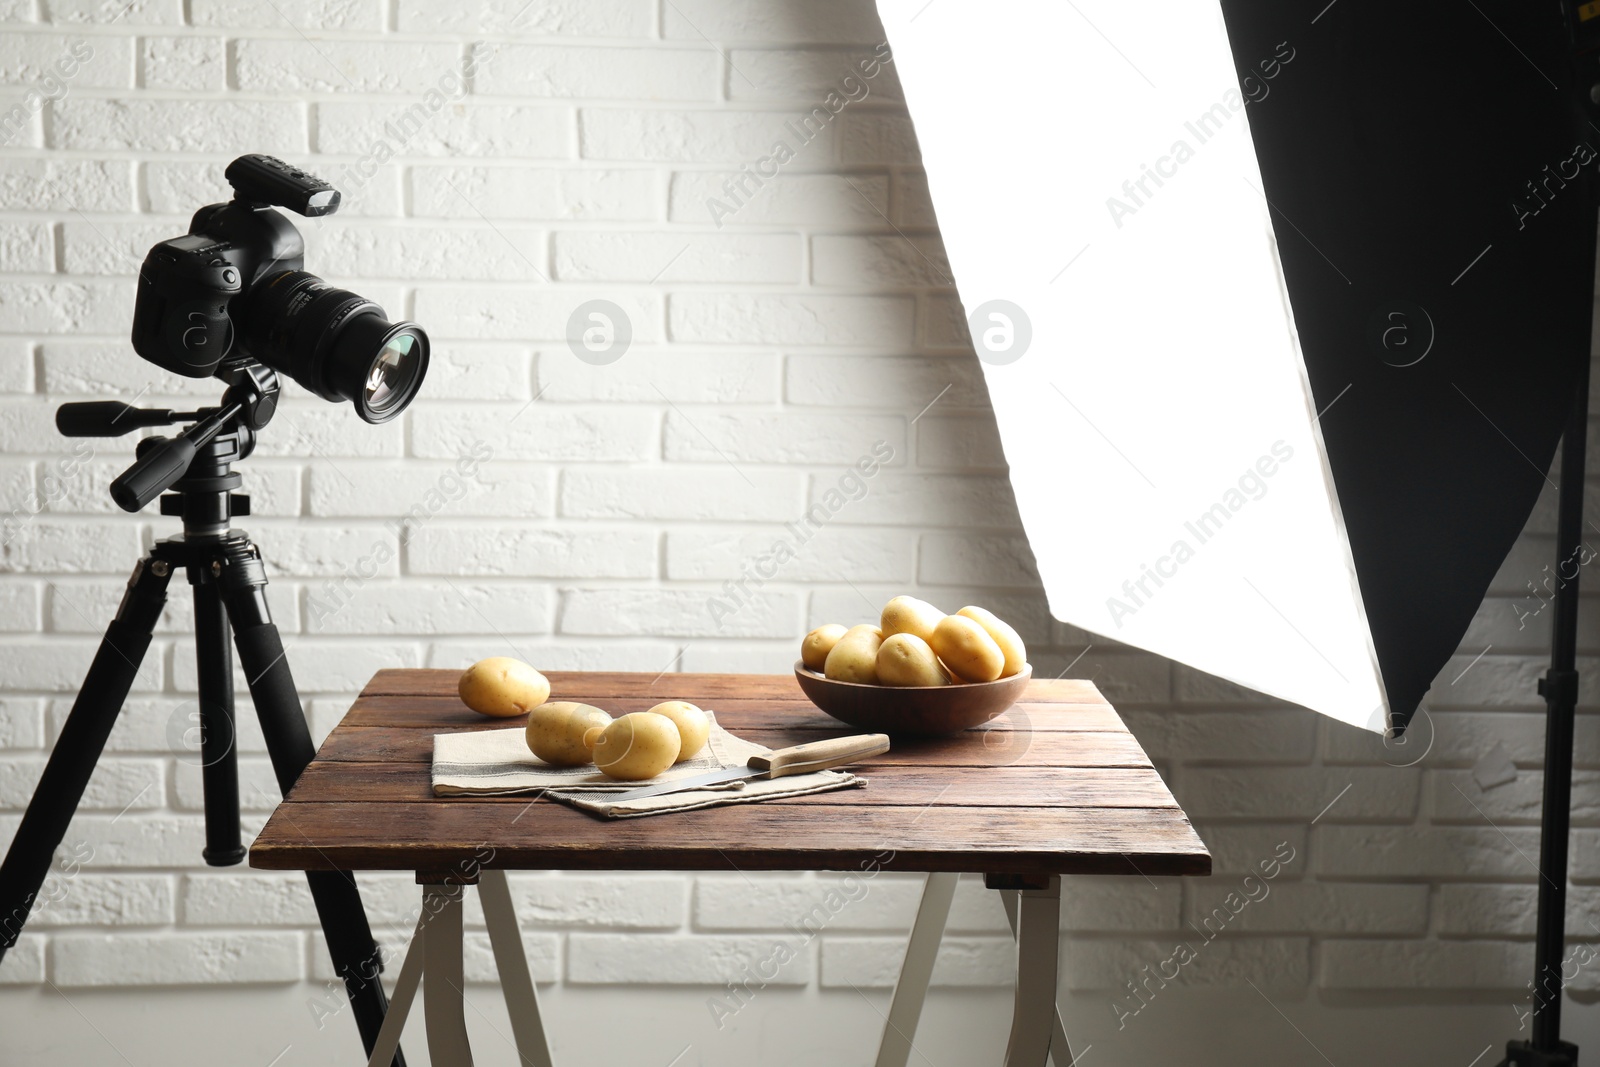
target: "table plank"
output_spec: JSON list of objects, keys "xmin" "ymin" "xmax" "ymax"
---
[
  {"xmin": 339, "ymin": 695, "xmax": 1127, "ymax": 733},
  {"xmin": 314, "ymin": 724, "xmax": 1154, "ymax": 769},
  {"xmin": 283, "ymin": 762, "xmax": 1182, "ymax": 809},
  {"xmin": 251, "ymin": 800, "xmax": 1209, "ymax": 876}
]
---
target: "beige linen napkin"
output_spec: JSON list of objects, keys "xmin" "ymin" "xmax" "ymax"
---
[{"xmin": 431, "ymin": 712, "xmax": 862, "ymax": 819}]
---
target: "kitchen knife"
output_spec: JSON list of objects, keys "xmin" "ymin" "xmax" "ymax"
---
[{"xmin": 605, "ymin": 733, "xmax": 891, "ymax": 803}]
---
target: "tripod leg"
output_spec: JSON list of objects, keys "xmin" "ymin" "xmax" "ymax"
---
[
  {"xmin": 215, "ymin": 539, "xmax": 406, "ymax": 1067},
  {"xmin": 0, "ymin": 554, "xmax": 172, "ymax": 960},
  {"xmin": 192, "ymin": 574, "xmax": 244, "ymax": 866}
]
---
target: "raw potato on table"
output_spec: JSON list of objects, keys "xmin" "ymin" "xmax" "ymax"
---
[{"xmin": 458, "ymin": 657, "xmax": 550, "ymax": 717}]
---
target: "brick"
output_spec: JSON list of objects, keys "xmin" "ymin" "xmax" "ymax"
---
[
  {"xmin": 539, "ymin": 349, "xmax": 778, "ymax": 404},
  {"xmin": 786, "ymin": 354, "xmax": 987, "ymax": 410},
  {"xmin": 552, "ymin": 231, "xmax": 799, "ymax": 283},
  {"xmin": 1325, "ymin": 709, "xmax": 1600, "ymax": 767},
  {"xmin": 39, "ymin": 340, "xmax": 214, "ymax": 397},
  {"xmin": 0, "ymin": 280, "xmax": 133, "ymax": 334},
  {"xmin": 0, "ymin": 755, "xmax": 161, "ymax": 810},
  {"xmin": 171, "ymin": 638, "xmax": 420, "ymax": 694},
  {"xmin": 0, "ymin": 90, "xmax": 41, "ymax": 147},
  {"xmin": 838, "ymin": 112, "xmax": 921, "ymax": 165},
  {"xmin": 254, "ymin": 525, "xmax": 400, "ymax": 578},
  {"xmin": 694, "ymin": 873, "xmax": 923, "ymax": 932},
  {"xmin": 48, "ymin": 576, "xmax": 189, "ymax": 633},
  {"xmin": 250, "ymin": 404, "xmax": 405, "ymax": 459},
  {"xmin": 1122, "ymin": 709, "xmax": 1315, "ymax": 765},
  {"xmin": 412, "ymin": 287, "xmax": 658, "ymax": 341},
  {"xmin": 53, "ymin": 932, "xmax": 304, "ymax": 985},
  {"xmin": 916, "ymin": 416, "xmax": 1007, "ymax": 471},
  {"xmin": 568, "ymin": 932, "xmax": 810, "ymax": 985},
  {"xmin": 920, "ymin": 293, "xmax": 971, "ymax": 348},
  {"xmin": 662, "ymin": 0, "xmax": 887, "ymax": 44},
  {"xmin": 513, "ymin": 875, "xmax": 684, "ymax": 928},
  {"xmin": 0, "ymin": 220, "xmax": 50, "ymax": 272},
  {"xmin": 428, "ymin": 639, "xmax": 675, "ymax": 673},
  {"xmin": 1, "ymin": 519, "xmax": 142, "ymax": 573},
  {"xmin": 562, "ymin": 468, "xmax": 801, "ymax": 522},
  {"xmin": 235, "ymin": 38, "xmax": 462, "ymax": 95},
  {"xmin": 581, "ymin": 108, "xmax": 836, "ymax": 163},
  {"xmin": 809, "ymin": 472, "xmax": 1020, "ymax": 529},
  {"xmin": 49, "ymin": 697, "xmax": 272, "ymax": 756},
  {"xmin": 44, "ymin": 0, "xmax": 177, "ymax": 21},
  {"xmin": 1193, "ymin": 826, "xmax": 1306, "ymax": 878},
  {"xmin": 317, "ymin": 102, "xmax": 569, "ymax": 159},
  {"xmin": 560, "ymin": 588, "xmax": 799, "ymax": 639},
  {"xmin": 1315, "ymin": 825, "xmax": 1541, "ymax": 880},
  {"xmin": 398, "ymin": 0, "xmax": 650, "ymax": 35},
  {"xmin": 0, "ymin": 338, "xmax": 31, "ymax": 392},
  {"xmin": 665, "ymin": 412, "xmax": 904, "ymax": 466},
  {"xmin": 54, "ymin": 815, "xmax": 206, "ymax": 867},
  {"xmin": 304, "ymin": 580, "xmax": 553, "ymax": 636},
  {"xmin": 412, "ymin": 406, "xmax": 655, "ymax": 462},
  {"xmin": 1425, "ymin": 653, "xmax": 1584, "ymax": 710},
  {"xmin": 918, "ymin": 533, "xmax": 1038, "ymax": 588},
  {"xmin": 1321, "ymin": 939, "xmax": 1530, "ymax": 990},
  {"xmin": 0, "ymin": 937, "xmax": 43, "ymax": 984},
  {"xmin": 0, "ymin": 33, "xmax": 130, "ymax": 89},
  {"xmin": 140, "ymin": 35, "xmax": 224, "ymax": 91},
  {"xmin": 0, "ymin": 697, "xmax": 43, "ymax": 747},
  {"xmin": 479, "ymin": 44, "xmax": 717, "ymax": 100},
  {"xmin": 53, "ymin": 99, "xmax": 305, "ymax": 153},
  {"xmin": 182, "ymin": 873, "xmax": 316, "ymax": 926},
  {"xmin": 667, "ymin": 527, "xmax": 913, "ymax": 584},
  {"xmin": 1432, "ymin": 769, "xmax": 1600, "ymax": 824},
  {"xmin": 1180, "ymin": 767, "xmax": 1420, "ymax": 822},
  {"xmin": 669, "ymin": 172, "xmax": 888, "ymax": 226},
  {"xmin": 1434, "ymin": 884, "xmax": 1600, "ymax": 937},
  {"xmin": 678, "ymin": 642, "xmax": 791, "ymax": 673},
  {"xmin": 308, "ymin": 462, "xmax": 550, "ymax": 518},
  {"xmin": 894, "ymin": 170, "xmax": 937, "ymax": 227},
  {"xmin": 419, "ymin": 345, "xmax": 532, "ymax": 400},
  {"xmin": 728, "ymin": 48, "xmax": 902, "ymax": 103},
  {"xmin": 812, "ymin": 234, "xmax": 950, "ymax": 287},
  {"xmin": 822, "ymin": 936, "xmax": 1012, "ymax": 988},
  {"xmin": 670, "ymin": 293, "xmax": 912, "ymax": 346},
  {"xmin": 407, "ymin": 525, "xmax": 654, "ymax": 579},
  {"xmin": 411, "ymin": 165, "xmax": 656, "ymax": 221},
  {"xmin": 1188, "ymin": 882, "xmax": 1428, "ymax": 935},
  {"xmin": 28, "ymin": 873, "xmax": 172, "ymax": 926},
  {"xmin": 302, "ymin": 222, "xmax": 545, "ymax": 281},
  {"xmin": 190, "ymin": 0, "xmax": 381, "ymax": 29},
  {"xmin": 58, "ymin": 219, "xmax": 169, "ymax": 276},
  {"xmin": 1061, "ymin": 936, "xmax": 1310, "ymax": 990}
]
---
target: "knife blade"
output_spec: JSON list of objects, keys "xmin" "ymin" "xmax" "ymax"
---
[{"xmin": 605, "ymin": 733, "xmax": 891, "ymax": 804}]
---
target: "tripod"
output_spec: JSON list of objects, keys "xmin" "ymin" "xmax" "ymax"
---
[{"xmin": 0, "ymin": 365, "xmax": 406, "ymax": 1067}]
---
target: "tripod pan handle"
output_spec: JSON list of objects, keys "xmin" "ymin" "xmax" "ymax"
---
[{"xmin": 111, "ymin": 436, "xmax": 197, "ymax": 512}]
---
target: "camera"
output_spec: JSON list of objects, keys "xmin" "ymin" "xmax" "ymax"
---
[{"xmin": 131, "ymin": 154, "xmax": 429, "ymax": 424}]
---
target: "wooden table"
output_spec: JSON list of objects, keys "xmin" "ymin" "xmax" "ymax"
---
[{"xmin": 252, "ymin": 670, "xmax": 1209, "ymax": 1067}]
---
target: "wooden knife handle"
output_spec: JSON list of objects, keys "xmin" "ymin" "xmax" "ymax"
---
[{"xmin": 748, "ymin": 734, "xmax": 891, "ymax": 777}]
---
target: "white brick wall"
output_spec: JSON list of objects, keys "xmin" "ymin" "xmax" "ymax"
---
[{"xmin": 0, "ymin": 0, "xmax": 1596, "ymax": 1054}]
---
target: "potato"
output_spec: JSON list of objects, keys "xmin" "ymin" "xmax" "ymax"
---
[
  {"xmin": 877, "ymin": 633, "xmax": 950, "ymax": 687},
  {"xmin": 957, "ymin": 606, "xmax": 1027, "ymax": 678},
  {"xmin": 930, "ymin": 614, "xmax": 1005, "ymax": 683},
  {"xmin": 880, "ymin": 595, "xmax": 944, "ymax": 643},
  {"xmin": 590, "ymin": 712, "xmax": 681, "ymax": 781},
  {"xmin": 458, "ymin": 657, "xmax": 551, "ymax": 718},
  {"xmin": 647, "ymin": 700, "xmax": 711, "ymax": 762},
  {"xmin": 801, "ymin": 623, "xmax": 849, "ymax": 671},
  {"xmin": 525, "ymin": 701, "xmax": 612, "ymax": 766},
  {"xmin": 824, "ymin": 624, "xmax": 884, "ymax": 684}
]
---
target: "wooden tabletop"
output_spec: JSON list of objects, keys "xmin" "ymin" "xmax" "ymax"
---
[{"xmin": 250, "ymin": 670, "xmax": 1210, "ymax": 878}]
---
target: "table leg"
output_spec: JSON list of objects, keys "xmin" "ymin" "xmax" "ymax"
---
[
  {"xmin": 365, "ymin": 912, "xmax": 428, "ymax": 1067},
  {"xmin": 421, "ymin": 883, "xmax": 474, "ymax": 1067},
  {"xmin": 1001, "ymin": 890, "xmax": 1075, "ymax": 1066},
  {"xmin": 873, "ymin": 871, "xmax": 958, "ymax": 1067},
  {"xmin": 479, "ymin": 870, "xmax": 555, "ymax": 1067},
  {"xmin": 1002, "ymin": 877, "xmax": 1061, "ymax": 1067}
]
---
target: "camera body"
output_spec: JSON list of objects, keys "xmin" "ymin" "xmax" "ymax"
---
[{"xmin": 130, "ymin": 155, "xmax": 428, "ymax": 424}]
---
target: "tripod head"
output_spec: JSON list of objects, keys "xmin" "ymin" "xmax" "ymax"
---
[{"xmin": 57, "ymin": 359, "xmax": 279, "ymax": 514}]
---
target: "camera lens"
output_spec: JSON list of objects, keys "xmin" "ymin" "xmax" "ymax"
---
[{"xmin": 240, "ymin": 270, "xmax": 429, "ymax": 424}]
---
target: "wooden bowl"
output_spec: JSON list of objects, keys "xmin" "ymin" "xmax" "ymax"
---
[{"xmin": 793, "ymin": 661, "xmax": 1033, "ymax": 736}]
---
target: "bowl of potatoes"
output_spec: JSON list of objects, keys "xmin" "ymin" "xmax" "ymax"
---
[{"xmin": 794, "ymin": 596, "xmax": 1031, "ymax": 735}]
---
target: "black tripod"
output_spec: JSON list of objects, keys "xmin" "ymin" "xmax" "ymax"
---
[{"xmin": 0, "ymin": 365, "xmax": 406, "ymax": 1067}]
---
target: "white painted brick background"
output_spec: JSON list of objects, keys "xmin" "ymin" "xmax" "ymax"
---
[{"xmin": 0, "ymin": 0, "xmax": 1596, "ymax": 1032}]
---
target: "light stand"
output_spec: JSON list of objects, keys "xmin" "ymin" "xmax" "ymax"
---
[{"xmin": 0, "ymin": 362, "xmax": 407, "ymax": 1067}]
